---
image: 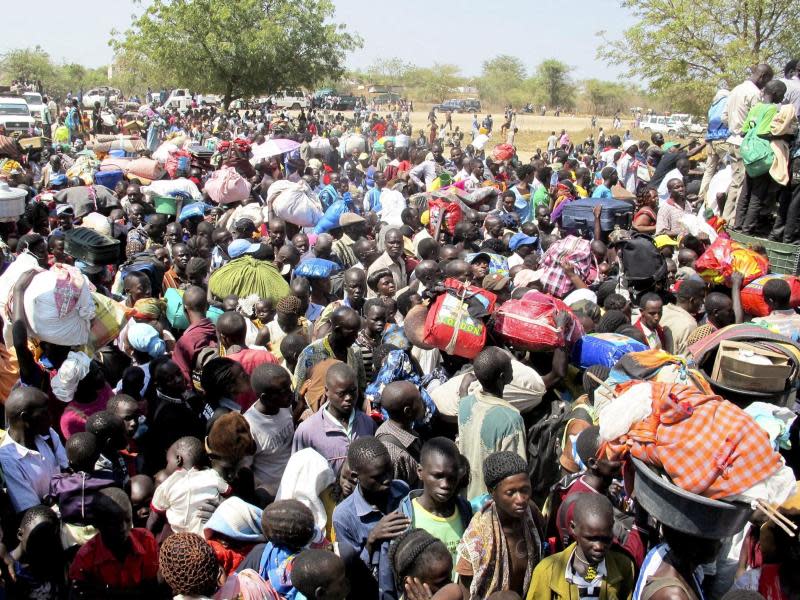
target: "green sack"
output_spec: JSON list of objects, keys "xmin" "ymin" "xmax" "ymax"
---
[
  {"xmin": 208, "ymin": 256, "xmax": 290, "ymax": 305},
  {"xmin": 741, "ymin": 119, "xmax": 774, "ymax": 177}
]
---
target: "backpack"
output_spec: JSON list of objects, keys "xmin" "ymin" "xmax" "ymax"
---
[
  {"xmin": 706, "ymin": 94, "xmax": 730, "ymax": 141},
  {"xmin": 741, "ymin": 114, "xmax": 775, "ymax": 177},
  {"xmin": 618, "ymin": 233, "xmax": 667, "ymax": 285},
  {"xmin": 526, "ymin": 400, "xmax": 571, "ymax": 502}
]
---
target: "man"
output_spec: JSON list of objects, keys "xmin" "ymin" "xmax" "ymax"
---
[
  {"xmin": 457, "ymin": 347, "xmax": 526, "ymax": 499},
  {"xmin": 332, "ymin": 213, "xmax": 364, "ymax": 269},
  {"xmin": 171, "ymin": 285, "xmax": 217, "ymax": 383},
  {"xmin": 751, "ymin": 277, "xmax": 800, "ymax": 341},
  {"xmin": 315, "ymin": 267, "xmax": 368, "ymax": 339},
  {"xmin": 353, "ymin": 238, "xmax": 380, "ymax": 271},
  {"xmin": 721, "ymin": 63, "xmax": 774, "ymax": 223},
  {"xmin": 377, "ymin": 140, "xmax": 395, "ymax": 172},
  {"xmin": 699, "ymin": 86, "xmax": 732, "ymax": 201},
  {"xmin": 293, "ymin": 363, "xmax": 376, "ymax": 474},
  {"xmin": 294, "ymin": 306, "xmax": 367, "ymax": 395},
  {"xmin": 687, "ymin": 285, "xmax": 740, "ymax": 347},
  {"xmin": 162, "ymin": 242, "xmax": 191, "ymax": 290},
  {"xmin": 649, "ymin": 142, "xmax": 704, "ymax": 192},
  {"xmin": 655, "ymin": 179, "xmax": 693, "ymax": 237},
  {"xmin": 0, "ymin": 387, "xmax": 68, "ymax": 512},
  {"xmin": 656, "ymin": 157, "xmax": 692, "ymax": 202},
  {"xmin": 635, "ymin": 293, "xmax": 669, "ymax": 350},
  {"xmin": 367, "ymin": 228, "xmax": 406, "ymax": 297},
  {"xmin": 527, "ymin": 494, "xmax": 635, "ymax": 600},
  {"xmin": 546, "ymin": 131, "xmax": 558, "ymax": 162},
  {"xmin": 592, "ymin": 167, "xmax": 618, "ymax": 199},
  {"xmin": 659, "ymin": 278, "xmax": 706, "ymax": 355}
]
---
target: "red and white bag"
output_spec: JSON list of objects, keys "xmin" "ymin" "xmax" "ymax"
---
[
  {"xmin": 205, "ymin": 166, "xmax": 252, "ymax": 205},
  {"xmin": 494, "ymin": 291, "xmax": 582, "ymax": 351}
]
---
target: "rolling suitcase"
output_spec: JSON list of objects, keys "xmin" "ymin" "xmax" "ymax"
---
[
  {"xmin": 560, "ymin": 198, "xmax": 634, "ymax": 232},
  {"xmin": 65, "ymin": 227, "xmax": 120, "ymax": 265}
]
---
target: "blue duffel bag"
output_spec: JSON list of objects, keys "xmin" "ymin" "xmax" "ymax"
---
[{"xmin": 295, "ymin": 258, "xmax": 341, "ymax": 279}]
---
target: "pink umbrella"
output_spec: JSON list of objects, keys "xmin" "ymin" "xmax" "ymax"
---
[{"xmin": 252, "ymin": 138, "xmax": 301, "ymax": 161}]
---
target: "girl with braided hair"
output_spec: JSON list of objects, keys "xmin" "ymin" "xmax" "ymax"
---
[
  {"xmin": 390, "ymin": 528, "xmax": 463, "ymax": 600},
  {"xmin": 159, "ymin": 532, "xmax": 221, "ymax": 598}
]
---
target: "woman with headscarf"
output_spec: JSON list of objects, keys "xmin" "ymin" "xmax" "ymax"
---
[
  {"xmin": 275, "ymin": 448, "xmax": 337, "ymax": 544},
  {"xmin": 118, "ymin": 321, "xmax": 167, "ymax": 398},
  {"xmin": 203, "ymin": 496, "xmax": 266, "ymax": 575}
]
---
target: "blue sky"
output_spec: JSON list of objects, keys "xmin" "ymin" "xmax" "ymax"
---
[{"xmin": 2, "ymin": 0, "xmax": 635, "ymax": 81}]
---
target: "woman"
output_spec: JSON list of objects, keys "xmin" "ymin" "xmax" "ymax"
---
[
  {"xmin": 275, "ymin": 448, "xmax": 337, "ymax": 543},
  {"xmin": 633, "ymin": 188, "xmax": 658, "ymax": 234},
  {"xmin": 456, "ymin": 452, "xmax": 545, "ymax": 598},
  {"xmin": 510, "ymin": 164, "xmax": 535, "ymax": 222},
  {"xmin": 391, "ymin": 529, "xmax": 464, "ymax": 600}
]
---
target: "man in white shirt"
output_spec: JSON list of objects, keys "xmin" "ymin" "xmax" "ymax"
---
[
  {"xmin": 0, "ymin": 388, "xmax": 68, "ymax": 513},
  {"xmin": 720, "ymin": 64, "xmax": 773, "ymax": 223},
  {"xmin": 656, "ymin": 158, "xmax": 691, "ymax": 203},
  {"xmin": 779, "ymin": 59, "xmax": 800, "ymax": 120},
  {"xmin": 617, "ymin": 143, "xmax": 638, "ymax": 194}
]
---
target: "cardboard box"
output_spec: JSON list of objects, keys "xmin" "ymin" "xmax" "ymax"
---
[{"xmin": 711, "ymin": 340, "xmax": 792, "ymax": 393}]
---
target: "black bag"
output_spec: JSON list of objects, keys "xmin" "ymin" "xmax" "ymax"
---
[
  {"xmin": 619, "ymin": 233, "xmax": 667, "ymax": 284},
  {"xmin": 560, "ymin": 198, "xmax": 634, "ymax": 232},
  {"xmin": 119, "ymin": 251, "xmax": 167, "ymax": 297},
  {"xmin": 65, "ymin": 226, "xmax": 120, "ymax": 265},
  {"xmin": 526, "ymin": 400, "xmax": 571, "ymax": 502}
]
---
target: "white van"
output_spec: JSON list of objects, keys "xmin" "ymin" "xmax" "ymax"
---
[
  {"xmin": 270, "ymin": 91, "xmax": 309, "ymax": 110},
  {"xmin": 640, "ymin": 115, "xmax": 677, "ymax": 136}
]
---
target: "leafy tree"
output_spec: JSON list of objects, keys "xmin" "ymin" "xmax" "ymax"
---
[
  {"xmin": 477, "ymin": 55, "xmax": 527, "ymax": 106},
  {"xmin": 366, "ymin": 58, "xmax": 412, "ymax": 87},
  {"xmin": 405, "ymin": 64, "xmax": 463, "ymax": 103},
  {"xmin": 112, "ymin": 0, "xmax": 361, "ymax": 106},
  {"xmin": 600, "ymin": 0, "xmax": 800, "ymax": 101},
  {"xmin": 0, "ymin": 47, "xmax": 56, "ymax": 86},
  {"xmin": 581, "ymin": 79, "xmax": 630, "ymax": 115},
  {"xmin": 533, "ymin": 59, "xmax": 574, "ymax": 109}
]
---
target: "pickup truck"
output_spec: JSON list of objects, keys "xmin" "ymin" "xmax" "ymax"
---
[{"xmin": 0, "ymin": 96, "xmax": 39, "ymax": 135}]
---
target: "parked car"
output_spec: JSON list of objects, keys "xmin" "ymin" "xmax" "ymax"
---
[
  {"xmin": 270, "ymin": 91, "xmax": 309, "ymax": 110},
  {"xmin": 0, "ymin": 96, "xmax": 39, "ymax": 135},
  {"xmin": 22, "ymin": 91, "xmax": 45, "ymax": 123},
  {"xmin": 463, "ymin": 98, "xmax": 482, "ymax": 112},
  {"xmin": 331, "ymin": 96, "xmax": 358, "ymax": 111},
  {"xmin": 432, "ymin": 99, "xmax": 465, "ymax": 113},
  {"xmin": 640, "ymin": 114, "xmax": 677, "ymax": 136},
  {"xmin": 82, "ymin": 87, "xmax": 121, "ymax": 109},
  {"xmin": 373, "ymin": 92, "xmax": 401, "ymax": 105}
]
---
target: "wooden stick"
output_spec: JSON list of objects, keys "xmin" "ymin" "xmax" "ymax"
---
[
  {"xmin": 757, "ymin": 500, "xmax": 798, "ymax": 532},
  {"xmin": 584, "ymin": 370, "xmax": 616, "ymax": 396}
]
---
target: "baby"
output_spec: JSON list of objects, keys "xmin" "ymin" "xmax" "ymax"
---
[{"xmin": 147, "ymin": 436, "xmax": 231, "ymax": 536}]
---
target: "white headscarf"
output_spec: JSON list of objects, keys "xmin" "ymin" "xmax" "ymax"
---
[{"xmin": 275, "ymin": 448, "xmax": 335, "ymax": 542}]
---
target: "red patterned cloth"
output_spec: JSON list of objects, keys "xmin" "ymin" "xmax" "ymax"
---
[{"xmin": 601, "ymin": 381, "xmax": 783, "ymax": 499}]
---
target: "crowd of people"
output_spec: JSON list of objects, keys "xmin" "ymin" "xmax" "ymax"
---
[{"xmin": 0, "ymin": 57, "xmax": 797, "ymax": 600}]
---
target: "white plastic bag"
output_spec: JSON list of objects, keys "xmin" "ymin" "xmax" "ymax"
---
[
  {"xmin": 24, "ymin": 267, "xmax": 95, "ymax": 346},
  {"xmin": 273, "ymin": 181, "xmax": 323, "ymax": 227},
  {"xmin": 0, "ymin": 252, "xmax": 41, "ymax": 346}
]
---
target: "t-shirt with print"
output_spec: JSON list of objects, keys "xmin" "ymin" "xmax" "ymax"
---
[{"xmin": 244, "ymin": 406, "xmax": 294, "ymax": 495}]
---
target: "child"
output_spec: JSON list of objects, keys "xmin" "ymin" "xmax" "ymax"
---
[
  {"xmin": 203, "ymin": 496, "xmax": 265, "ymax": 575},
  {"xmin": 356, "ymin": 299, "xmax": 388, "ymax": 382},
  {"xmin": 236, "ymin": 499, "xmax": 316, "ymax": 599},
  {"xmin": 333, "ymin": 436, "xmax": 411, "ymax": 599},
  {"xmin": 390, "ymin": 528, "xmax": 461, "ymax": 599},
  {"xmin": 148, "ymin": 436, "xmax": 232, "ymax": 536},
  {"xmin": 106, "ymin": 393, "xmax": 143, "ymax": 475},
  {"xmin": 48, "ymin": 431, "xmax": 117, "ymax": 546},
  {"xmin": 130, "ymin": 474, "xmax": 155, "ymax": 529},
  {"xmin": 86, "ymin": 411, "xmax": 130, "ymax": 488},
  {"xmin": 280, "ymin": 332, "xmax": 309, "ymax": 383},
  {"xmin": 398, "ymin": 437, "xmax": 473, "ymax": 567},
  {"xmin": 375, "ymin": 381, "xmax": 425, "ymax": 489},
  {"xmin": 159, "ymin": 532, "xmax": 223, "ymax": 598},
  {"xmin": 292, "ymin": 549, "xmax": 350, "ymax": 600},
  {"xmin": 69, "ymin": 488, "xmax": 159, "ymax": 595},
  {"xmin": 8, "ymin": 506, "xmax": 67, "ymax": 598},
  {"xmin": 254, "ymin": 297, "xmax": 276, "ymax": 329}
]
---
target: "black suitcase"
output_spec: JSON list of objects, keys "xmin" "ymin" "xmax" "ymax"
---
[
  {"xmin": 188, "ymin": 144, "xmax": 213, "ymax": 158},
  {"xmin": 65, "ymin": 227, "xmax": 120, "ymax": 265},
  {"xmin": 560, "ymin": 197, "xmax": 634, "ymax": 232}
]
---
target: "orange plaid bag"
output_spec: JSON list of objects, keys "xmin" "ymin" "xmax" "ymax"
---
[{"xmin": 602, "ymin": 381, "xmax": 782, "ymax": 499}]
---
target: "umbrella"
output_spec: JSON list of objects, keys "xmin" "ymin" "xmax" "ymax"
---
[{"xmin": 252, "ymin": 138, "xmax": 300, "ymax": 161}]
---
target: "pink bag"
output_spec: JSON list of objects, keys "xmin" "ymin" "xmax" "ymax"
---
[
  {"xmin": 127, "ymin": 158, "xmax": 165, "ymax": 182},
  {"xmin": 205, "ymin": 166, "xmax": 252, "ymax": 205}
]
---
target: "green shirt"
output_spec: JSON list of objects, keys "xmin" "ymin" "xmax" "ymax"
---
[
  {"xmin": 532, "ymin": 185, "xmax": 550, "ymax": 215},
  {"xmin": 411, "ymin": 498, "xmax": 465, "ymax": 576},
  {"xmin": 742, "ymin": 102, "xmax": 777, "ymax": 136}
]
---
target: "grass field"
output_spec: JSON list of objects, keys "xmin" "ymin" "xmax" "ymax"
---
[{"xmin": 400, "ymin": 108, "xmax": 635, "ymax": 161}]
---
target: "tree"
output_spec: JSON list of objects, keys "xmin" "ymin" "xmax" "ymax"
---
[
  {"xmin": 477, "ymin": 55, "xmax": 527, "ymax": 106},
  {"xmin": 405, "ymin": 64, "xmax": 463, "ymax": 102},
  {"xmin": 112, "ymin": 0, "xmax": 361, "ymax": 106},
  {"xmin": 0, "ymin": 47, "xmax": 56, "ymax": 85},
  {"xmin": 600, "ymin": 0, "xmax": 800, "ymax": 102},
  {"xmin": 534, "ymin": 59, "xmax": 574, "ymax": 109},
  {"xmin": 366, "ymin": 58, "xmax": 411, "ymax": 86},
  {"xmin": 581, "ymin": 79, "xmax": 630, "ymax": 115}
]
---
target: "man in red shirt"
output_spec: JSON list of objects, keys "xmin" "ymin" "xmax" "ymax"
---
[
  {"xmin": 69, "ymin": 487, "xmax": 159, "ymax": 595},
  {"xmin": 172, "ymin": 285, "xmax": 218, "ymax": 384}
]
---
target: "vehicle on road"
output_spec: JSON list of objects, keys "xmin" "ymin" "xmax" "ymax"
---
[
  {"xmin": 270, "ymin": 91, "xmax": 309, "ymax": 110},
  {"xmin": 432, "ymin": 99, "xmax": 465, "ymax": 113},
  {"xmin": 640, "ymin": 114, "xmax": 678, "ymax": 136},
  {"xmin": 22, "ymin": 91, "xmax": 45, "ymax": 123},
  {"xmin": 82, "ymin": 87, "xmax": 121, "ymax": 109},
  {"xmin": 330, "ymin": 95, "xmax": 358, "ymax": 111},
  {"xmin": 0, "ymin": 95, "xmax": 39, "ymax": 135}
]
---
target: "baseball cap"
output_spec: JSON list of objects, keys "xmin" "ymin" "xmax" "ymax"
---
[
  {"xmin": 55, "ymin": 204, "xmax": 74, "ymax": 217},
  {"xmin": 509, "ymin": 232, "xmax": 538, "ymax": 252},
  {"xmin": 228, "ymin": 238, "xmax": 261, "ymax": 258}
]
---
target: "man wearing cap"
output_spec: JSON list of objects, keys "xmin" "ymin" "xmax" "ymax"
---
[
  {"xmin": 366, "ymin": 228, "xmax": 406, "ymax": 298},
  {"xmin": 227, "ymin": 238, "xmax": 262, "ymax": 260},
  {"xmin": 332, "ymin": 213, "xmax": 364, "ymax": 269},
  {"xmin": 508, "ymin": 232, "xmax": 539, "ymax": 269},
  {"xmin": 50, "ymin": 205, "xmax": 75, "ymax": 238}
]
